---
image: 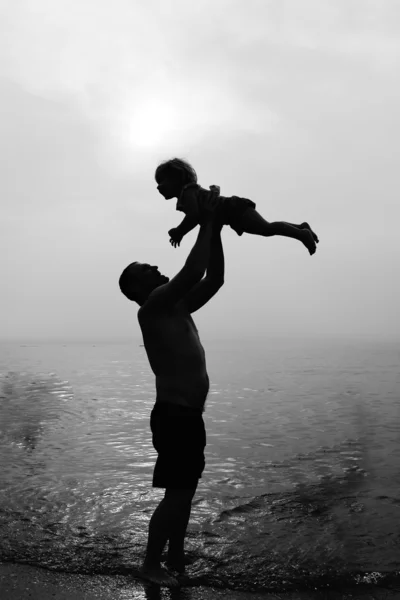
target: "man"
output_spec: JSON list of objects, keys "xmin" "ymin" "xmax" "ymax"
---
[{"xmin": 119, "ymin": 215, "xmax": 224, "ymax": 586}]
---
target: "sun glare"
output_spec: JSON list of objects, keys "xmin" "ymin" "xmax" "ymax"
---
[{"xmin": 128, "ymin": 96, "xmax": 181, "ymax": 150}]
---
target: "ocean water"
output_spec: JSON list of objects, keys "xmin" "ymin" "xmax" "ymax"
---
[{"xmin": 0, "ymin": 337, "xmax": 399, "ymax": 593}]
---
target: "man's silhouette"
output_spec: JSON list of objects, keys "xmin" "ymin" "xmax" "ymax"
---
[{"xmin": 119, "ymin": 215, "xmax": 224, "ymax": 586}]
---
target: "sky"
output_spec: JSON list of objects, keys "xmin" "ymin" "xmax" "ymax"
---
[{"xmin": 1, "ymin": 0, "xmax": 399, "ymax": 342}]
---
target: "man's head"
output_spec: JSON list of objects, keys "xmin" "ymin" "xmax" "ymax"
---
[{"xmin": 119, "ymin": 262, "xmax": 169, "ymax": 306}]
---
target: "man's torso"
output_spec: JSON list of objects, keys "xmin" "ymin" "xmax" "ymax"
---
[{"xmin": 138, "ymin": 300, "xmax": 209, "ymax": 411}]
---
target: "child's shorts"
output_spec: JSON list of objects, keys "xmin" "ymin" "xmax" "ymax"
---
[
  {"xmin": 150, "ymin": 402, "xmax": 206, "ymax": 490},
  {"xmin": 221, "ymin": 196, "xmax": 256, "ymax": 236}
]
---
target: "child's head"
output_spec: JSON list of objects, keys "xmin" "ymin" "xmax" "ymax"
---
[{"xmin": 155, "ymin": 158, "xmax": 197, "ymax": 199}]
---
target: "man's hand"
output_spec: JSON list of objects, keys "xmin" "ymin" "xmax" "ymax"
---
[
  {"xmin": 202, "ymin": 209, "xmax": 224, "ymax": 233},
  {"xmin": 182, "ymin": 210, "xmax": 225, "ymax": 314},
  {"xmin": 212, "ymin": 211, "xmax": 224, "ymax": 234},
  {"xmin": 168, "ymin": 228, "xmax": 183, "ymax": 248}
]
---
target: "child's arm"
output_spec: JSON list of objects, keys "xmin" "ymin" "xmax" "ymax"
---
[
  {"xmin": 168, "ymin": 214, "xmax": 199, "ymax": 248},
  {"xmin": 175, "ymin": 214, "xmax": 200, "ymax": 238},
  {"xmin": 175, "ymin": 186, "xmax": 201, "ymax": 238}
]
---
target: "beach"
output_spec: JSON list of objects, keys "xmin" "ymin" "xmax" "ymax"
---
[
  {"xmin": 1, "ymin": 340, "xmax": 399, "ymax": 597},
  {"xmin": 2, "ymin": 562, "xmax": 400, "ymax": 600}
]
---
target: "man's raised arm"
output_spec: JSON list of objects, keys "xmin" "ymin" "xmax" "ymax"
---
[
  {"xmin": 184, "ymin": 220, "xmax": 214, "ymax": 277},
  {"xmin": 183, "ymin": 220, "xmax": 225, "ymax": 314},
  {"xmin": 204, "ymin": 220, "xmax": 224, "ymax": 283},
  {"xmin": 145, "ymin": 220, "xmax": 214, "ymax": 308}
]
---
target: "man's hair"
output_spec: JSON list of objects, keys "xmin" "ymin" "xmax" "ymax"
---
[
  {"xmin": 119, "ymin": 262, "xmax": 139, "ymax": 302},
  {"xmin": 155, "ymin": 158, "xmax": 197, "ymax": 186}
]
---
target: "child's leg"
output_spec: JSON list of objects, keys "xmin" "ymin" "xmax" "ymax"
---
[
  {"xmin": 240, "ymin": 208, "xmax": 317, "ymax": 255},
  {"xmin": 282, "ymin": 221, "xmax": 319, "ymax": 243}
]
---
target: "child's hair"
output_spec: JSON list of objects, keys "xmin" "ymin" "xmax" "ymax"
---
[{"xmin": 155, "ymin": 158, "xmax": 197, "ymax": 186}]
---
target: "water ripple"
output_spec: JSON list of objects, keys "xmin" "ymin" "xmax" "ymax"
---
[{"xmin": 0, "ymin": 340, "xmax": 399, "ymax": 592}]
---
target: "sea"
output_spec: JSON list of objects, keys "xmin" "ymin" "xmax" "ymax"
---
[{"xmin": 0, "ymin": 336, "xmax": 399, "ymax": 594}]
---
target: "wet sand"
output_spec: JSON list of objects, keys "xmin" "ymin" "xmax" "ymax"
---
[{"xmin": 1, "ymin": 562, "xmax": 400, "ymax": 600}]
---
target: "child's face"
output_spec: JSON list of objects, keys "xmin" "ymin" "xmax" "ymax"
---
[{"xmin": 156, "ymin": 170, "xmax": 182, "ymax": 199}]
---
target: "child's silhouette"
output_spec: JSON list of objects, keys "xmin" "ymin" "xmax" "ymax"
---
[{"xmin": 155, "ymin": 158, "xmax": 319, "ymax": 254}]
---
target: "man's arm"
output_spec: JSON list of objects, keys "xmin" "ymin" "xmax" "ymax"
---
[
  {"xmin": 183, "ymin": 220, "xmax": 225, "ymax": 314},
  {"xmin": 145, "ymin": 220, "xmax": 214, "ymax": 308},
  {"xmin": 175, "ymin": 188, "xmax": 200, "ymax": 237}
]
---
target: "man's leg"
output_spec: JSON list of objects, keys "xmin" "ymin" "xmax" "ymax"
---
[
  {"xmin": 141, "ymin": 486, "xmax": 197, "ymax": 584},
  {"xmin": 166, "ymin": 485, "xmax": 197, "ymax": 571}
]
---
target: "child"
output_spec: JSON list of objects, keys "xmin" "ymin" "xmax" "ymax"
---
[{"xmin": 155, "ymin": 158, "xmax": 319, "ymax": 254}]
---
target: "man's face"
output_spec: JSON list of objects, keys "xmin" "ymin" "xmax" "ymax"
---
[{"xmin": 130, "ymin": 263, "xmax": 169, "ymax": 295}]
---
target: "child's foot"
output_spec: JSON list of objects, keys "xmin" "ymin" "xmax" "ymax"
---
[
  {"xmin": 300, "ymin": 229, "xmax": 317, "ymax": 255},
  {"xmin": 165, "ymin": 553, "xmax": 196, "ymax": 574},
  {"xmin": 300, "ymin": 222, "xmax": 319, "ymax": 243},
  {"xmin": 138, "ymin": 565, "xmax": 179, "ymax": 586}
]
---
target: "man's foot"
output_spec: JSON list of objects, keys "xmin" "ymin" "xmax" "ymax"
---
[
  {"xmin": 138, "ymin": 565, "xmax": 179, "ymax": 586},
  {"xmin": 299, "ymin": 229, "xmax": 317, "ymax": 255},
  {"xmin": 165, "ymin": 553, "xmax": 196, "ymax": 574},
  {"xmin": 300, "ymin": 222, "xmax": 319, "ymax": 243}
]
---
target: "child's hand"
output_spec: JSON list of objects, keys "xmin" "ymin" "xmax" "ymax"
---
[{"xmin": 168, "ymin": 228, "xmax": 183, "ymax": 248}]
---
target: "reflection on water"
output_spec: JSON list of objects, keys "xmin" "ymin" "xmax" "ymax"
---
[{"xmin": 0, "ymin": 339, "xmax": 399, "ymax": 592}]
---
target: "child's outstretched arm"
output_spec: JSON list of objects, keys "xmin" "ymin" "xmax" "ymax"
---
[
  {"xmin": 175, "ymin": 213, "xmax": 200, "ymax": 237},
  {"xmin": 169, "ymin": 187, "xmax": 201, "ymax": 245},
  {"xmin": 168, "ymin": 215, "xmax": 199, "ymax": 247}
]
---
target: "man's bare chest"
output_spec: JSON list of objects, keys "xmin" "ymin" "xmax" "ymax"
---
[{"xmin": 139, "ymin": 307, "xmax": 198, "ymax": 342}]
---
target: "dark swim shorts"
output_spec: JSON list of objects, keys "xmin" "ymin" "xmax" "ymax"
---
[
  {"xmin": 220, "ymin": 195, "xmax": 256, "ymax": 236},
  {"xmin": 150, "ymin": 402, "xmax": 206, "ymax": 489}
]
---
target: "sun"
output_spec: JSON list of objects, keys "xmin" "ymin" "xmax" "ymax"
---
[{"xmin": 128, "ymin": 95, "xmax": 182, "ymax": 150}]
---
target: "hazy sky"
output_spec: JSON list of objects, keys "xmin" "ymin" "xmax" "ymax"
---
[{"xmin": 1, "ymin": 0, "xmax": 399, "ymax": 341}]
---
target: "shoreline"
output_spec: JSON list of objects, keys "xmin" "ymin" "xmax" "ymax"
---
[{"xmin": 1, "ymin": 562, "xmax": 400, "ymax": 600}]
